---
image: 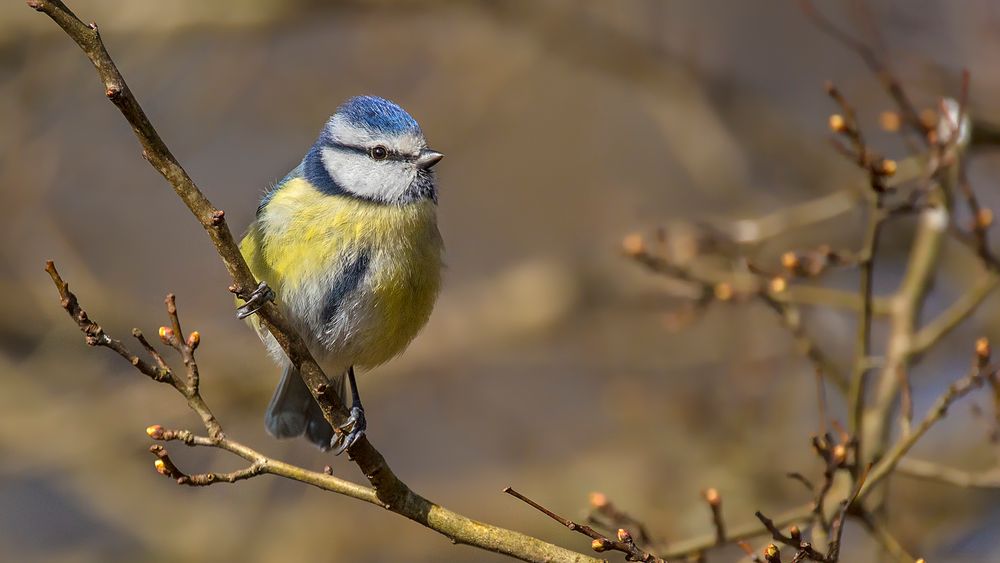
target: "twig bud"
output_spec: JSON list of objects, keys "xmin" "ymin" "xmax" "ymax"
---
[
  {"xmin": 591, "ymin": 538, "xmax": 612, "ymax": 552},
  {"xmin": 714, "ymin": 283, "xmax": 734, "ymax": 301},
  {"xmin": 878, "ymin": 159, "xmax": 897, "ymax": 177},
  {"xmin": 879, "ymin": 111, "xmax": 901, "ymax": 132},
  {"xmin": 702, "ymin": 487, "xmax": 721, "ymax": 507},
  {"xmin": 781, "ymin": 252, "xmax": 798, "ymax": 271},
  {"xmin": 186, "ymin": 330, "xmax": 201, "ymax": 350},
  {"xmin": 977, "ymin": 208, "xmax": 994, "ymax": 229},
  {"xmin": 158, "ymin": 326, "xmax": 174, "ymax": 344},
  {"xmin": 828, "ymin": 114, "xmax": 847, "ymax": 133},
  {"xmin": 832, "ymin": 443, "xmax": 848, "ymax": 465},
  {"xmin": 763, "ymin": 543, "xmax": 781, "ymax": 563},
  {"xmin": 919, "ymin": 108, "xmax": 939, "ymax": 130},
  {"xmin": 617, "ymin": 528, "xmax": 632, "ymax": 543},
  {"xmin": 146, "ymin": 424, "xmax": 164, "ymax": 439},
  {"xmin": 976, "ymin": 337, "xmax": 991, "ymax": 363},
  {"xmin": 210, "ymin": 209, "xmax": 226, "ymax": 226},
  {"xmin": 153, "ymin": 458, "xmax": 170, "ymax": 476},
  {"xmin": 588, "ymin": 491, "xmax": 608, "ymax": 509},
  {"xmin": 789, "ymin": 525, "xmax": 801, "ymax": 542},
  {"xmin": 769, "ymin": 277, "xmax": 787, "ymax": 294},
  {"xmin": 622, "ymin": 233, "xmax": 646, "ymax": 257}
]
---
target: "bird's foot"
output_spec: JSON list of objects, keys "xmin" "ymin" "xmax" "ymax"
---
[
  {"xmin": 330, "ymin": 405, "xmax": 366, "ymax": 456},
  {"xmin": 236, "ymin": 281, "xmax": 275, "ymax": 319}
]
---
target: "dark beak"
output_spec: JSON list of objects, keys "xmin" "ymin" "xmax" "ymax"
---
[{"xmin": 416, "ymin": 149, "xmax": 444, "ymax": 170}]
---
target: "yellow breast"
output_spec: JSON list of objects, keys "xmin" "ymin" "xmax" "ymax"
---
[{"xmin": 240, "ymin": 177, "xmax": 443, "ymax": 367}]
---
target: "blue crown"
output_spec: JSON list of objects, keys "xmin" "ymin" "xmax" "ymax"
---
[{"xmin": 335, "ymin": 96, "xmax": 420, "ymax": 135}]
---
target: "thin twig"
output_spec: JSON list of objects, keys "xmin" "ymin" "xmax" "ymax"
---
[
  {"xmin": 754, "ymin": 511, "xmax": 826, "ymax": 561},
  {"xmin": 504, "ymin": 487, "xmax": 664, "ymax": 563},
  {"xmin": 587, "ymin": 492, "xmax": 654, "ymax": 545},
  {"xmin": 825, "ymin": 464, "xmax": 869, "ymax": 562},
  {"xmin": 855, "ymin": 509, "xmax": 917, "ymax": 563},
  {"xmin": 859, "ymin": 361, "xmax": 994, "ymax": 501},
  {"xmin": 798, "ymin": 1, "xmax": 931, "ymax": 142},
  {"xmin": 627, "ymin": 240, "xmax": 851, "ymax": 392},
  {"xmin": 826, "ymin": 81, "xmax": 890, "ymax": 463},
  {"xmin": 896, "ymin": 457, "xmax": 1000, "ymax": 489},
  {"xmin": 149, "ymin": 443, "xmax": 265, "ymax": 486},
  {"xmin": 46, "ymin": 261, "xmax": 170, "ymax": 384},
  {"xmin": 760, "ymin": 296, "xmax": 850, "ymax": 393},
  {"xmin": 701, "ymin": 488, "xmax": 726, "ymax": 545},
  {"xmin": 659, "ymin": 504, "xmax": 814, "ymax": 560}
]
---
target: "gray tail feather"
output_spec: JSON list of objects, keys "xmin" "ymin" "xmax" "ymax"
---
[{"xmin": 265, "ymin": 365, "xmax": 344, "ymax": 450}]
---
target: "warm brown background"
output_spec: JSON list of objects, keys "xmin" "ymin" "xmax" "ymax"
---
[{"xmin": 3, "ymin": 1, "xmax": 1000, "ymax": 561}]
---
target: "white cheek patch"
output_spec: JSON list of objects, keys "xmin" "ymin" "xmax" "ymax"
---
[{"xmin": 322, "ymin": 146, "xmax": 416, "ymax": 202}]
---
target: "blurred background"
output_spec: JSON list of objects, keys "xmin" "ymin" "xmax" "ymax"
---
[{"xmin": 3, "ymin": 1, "xmax": 1000, "ymax": 561}]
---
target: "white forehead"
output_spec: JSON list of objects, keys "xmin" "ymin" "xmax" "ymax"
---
[{"xmin": 326, "ymin": 114, "xmax": 426, "ymax": 156}]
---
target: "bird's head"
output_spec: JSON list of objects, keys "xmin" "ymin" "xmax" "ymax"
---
[{"xmin": 306, "ymin": 96, "xmax": 443, "ymax": 205}]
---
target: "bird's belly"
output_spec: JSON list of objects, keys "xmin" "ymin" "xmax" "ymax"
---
[{"xmin": 313, "ymin": 248, "xmax": 440, "ymax": 369}]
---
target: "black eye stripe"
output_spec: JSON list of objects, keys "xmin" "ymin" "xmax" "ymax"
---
[{"xmin": 327, "ymin": 141, "xmax": 413, "ymax": 162}]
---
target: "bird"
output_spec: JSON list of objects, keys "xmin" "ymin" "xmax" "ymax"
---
[{"xmin": 236, "ymin": 95, "xmax": 444, "ymax": 454}]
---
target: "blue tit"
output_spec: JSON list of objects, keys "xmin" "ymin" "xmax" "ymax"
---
[{"xmin": 237, "ymin": 96, "xmax": 444, "ymax": 454}]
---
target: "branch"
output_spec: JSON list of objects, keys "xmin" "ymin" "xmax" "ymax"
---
[
  {"xmin": 854, "ymin": 510, "xmax": 917, "ymax": 563},
  {"xmin": 860, "ymin": 130, "xmax": 963, "ymax": 488},
  {"xmin": 824, "ymin": 464, "xmax": 869, "ymax": 563},
  {"xmin": 797, "ymin": 1, "xmax": 930, "ymax": 143},
  {"xmin": 911, "ymin": 273, "xmax": 1000, "ymax": 355},
  {"xmin": 701, "ymin": 488, "xmax": 726, "ymax": 546},
  {"xmin": 505, "ymin": 488, "xmax": 665, "ymax": 563},
  {"xmin": 715, "ymin": 189, "xmax": 862, "ymax": 245},
  {"xmin": 896, "ymin": 458, "xmax": 1000, "ymax": 489},
  {"xmin": 587, "ymin": 492, "xmax": 655, "ymax": 546},
  {"xmin": 659, "ymin": 504, "xmax": 814, "ymax": 560},
  {"xmin": 858, "ymin": 357, "xmax": 993, "ymax": 501},
  {"xmin": 625, "ymin": 239, "xmax": 850, "ymax": 392},
  {"xmin": 821, "ymin": 82, "xmax": 893, "ymax": 464},
  {"xmin": 30, "ymin": 1, "xmax": 601, "ymax": 559},
  {"xmin": 754, "ymin": 510, "xmax": 826, "ymax": 562}
]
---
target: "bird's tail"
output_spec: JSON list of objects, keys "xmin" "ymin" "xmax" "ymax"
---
[{"xmin": 264, "ymin": 364, "xmax": 344, "ymax": 450}]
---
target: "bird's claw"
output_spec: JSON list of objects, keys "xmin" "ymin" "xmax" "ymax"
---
[
  {"xmin": 330, "ymin": 405, "xmax": 366, "ymax": 455},
  {"xmin": 236, "ymin": 281, "xmax": 275, "ymax": 319}
]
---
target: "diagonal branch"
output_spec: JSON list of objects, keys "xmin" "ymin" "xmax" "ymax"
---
[
  {"xmin": 858, "ymin": 359, "xmax": 994, "ymax": 501},
  {"xmin": 854, "ymin": 509, "xmax": 916, "ymax": 563}
]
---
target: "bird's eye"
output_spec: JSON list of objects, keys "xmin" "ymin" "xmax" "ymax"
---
[{"xmin": 370, "ymin": 145, "xmax": 389, "ymax": 161}]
